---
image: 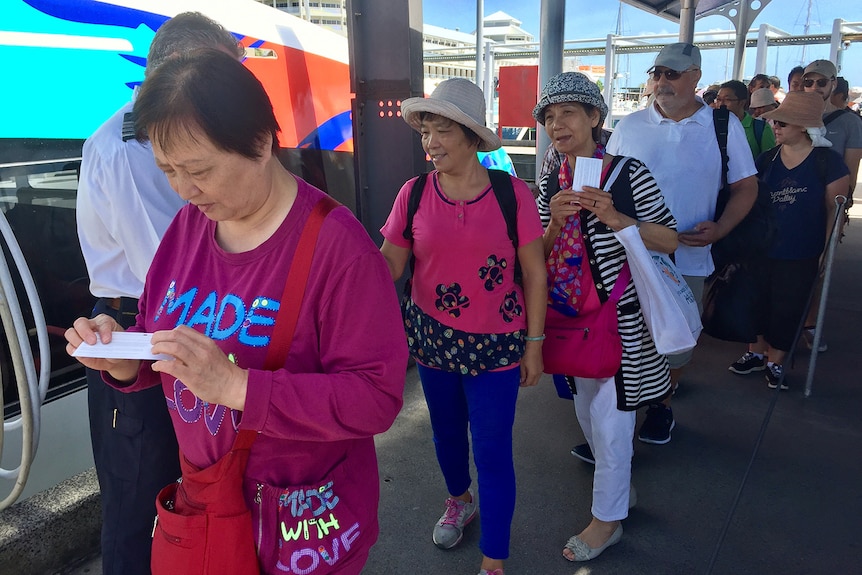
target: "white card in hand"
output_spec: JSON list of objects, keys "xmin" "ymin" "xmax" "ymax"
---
[
  {"xmin": 572, "ymin": 156, "xmax": 602, "ymax": 191},
  {"xmin": 72, "ymin": 331, "xmax": 171, "ymax": 361}
]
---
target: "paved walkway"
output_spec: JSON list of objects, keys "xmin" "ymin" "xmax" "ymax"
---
[{"xmin": 66, "ymin": 209, "xmax": 862, "ymax": 575}]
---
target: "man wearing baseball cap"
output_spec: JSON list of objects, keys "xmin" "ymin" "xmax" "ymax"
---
[
  {"xmin": 801, "ymin": 59, "xmax": 862, "ymax": 351},
  {"xmin": 803, "ymin": 59, "xmax": 861, "ymax": 190},
  {"xmin": 607, "ymin": 43, "xmax": 757, "ymax": 445}
]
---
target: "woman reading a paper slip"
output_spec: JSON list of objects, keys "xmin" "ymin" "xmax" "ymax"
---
[
  {"xmin": 65, "ymin": 49, "xmax": 407, "ymax": 575},
  {"xmin": 533, "ymin": 72, "xmax": 677, "ymax": 562}
]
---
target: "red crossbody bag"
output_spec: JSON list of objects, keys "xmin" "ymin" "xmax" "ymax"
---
[{"xmin": 151, "ymin": 195, "xmax": 339, "ymax": 575}]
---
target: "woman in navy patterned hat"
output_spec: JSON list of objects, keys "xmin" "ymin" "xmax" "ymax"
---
[{"xmin": 534, "ymin": 72, "xmax": 677, "ymax": 562}]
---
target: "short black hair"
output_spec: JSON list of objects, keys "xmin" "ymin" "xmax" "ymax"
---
[
  {"xmin": 702, "ymin": 90, "xmax": 718, "ymax": 105},
  {"xmin": 146, "ymin": 12, "xmax": 243, "ymax": 76},
  {"xmin": 787, "ymin": 66, "xmax": 805, "ymax": 85},
  {"xmin": 834, "ymin": 76, "xmax": 850, "ymax": 97},
  {"xmin": 720, "ymin": 80, "xmax": 748, "ymax": 102},
  {"xmin": 748, "ymin": 74, "xmax": 771, "ymax": 91},
  {"xmin": 134, "ymin": 49, "xmax": 280, "ymax": 158},
  {"xmin": 769, "ymin": 75, "xmax": 781, "ymax": 89}
]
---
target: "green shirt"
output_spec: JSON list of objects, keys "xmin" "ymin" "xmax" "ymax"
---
[{"xmin": 741, "ymin": 112, "xmax": 776, "ymax": 159}]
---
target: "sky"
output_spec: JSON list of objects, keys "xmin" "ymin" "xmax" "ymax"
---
[{"xmin": 423, "ymin": 0, "xmax": 861, "ymax": 91}]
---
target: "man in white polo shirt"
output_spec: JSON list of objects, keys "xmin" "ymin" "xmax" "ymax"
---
[{"xmin": 607, "ymin": 43, "xmax": 757, "ymax": 444}]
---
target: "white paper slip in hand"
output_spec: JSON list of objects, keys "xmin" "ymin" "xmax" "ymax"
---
[
  {"xmin": 72, "ymin": 331, "xmax": 172, "ymax": 361},
  {"xmin": 572, "ymin": 156, "xmax": 602, "ymax": 191}
]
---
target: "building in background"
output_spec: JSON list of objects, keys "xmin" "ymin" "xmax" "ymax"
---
[
  {"xmin": 481, "ymin": 11, "xmax": 533, "ymax": 44},
  {"xmin": 255, "ymin": 0, "xmax": 348, "ymax": 35}
]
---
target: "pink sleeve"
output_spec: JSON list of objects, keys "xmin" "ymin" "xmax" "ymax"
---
[
  {"xmin": 101, "ymin": 266, "xmax": 163, "ymax": 393},
  {"xmin": 379, "ymin": 177, "xmax": 418, "ymax": 248}
]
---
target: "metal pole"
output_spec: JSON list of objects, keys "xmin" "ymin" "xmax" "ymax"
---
[
  {"xmin": 804, "ymin": 195, "xmax": 847, "ymax": 397},
  {"xmin": 732, "ymin": 0, "xmax": 749, "ymax": 79},
  {"xmin": 754, "ymin": 23, "xmax": 768, "ymax": 74},
  {"xmin": 536, "ymin": 0, "xmax": 565, "ymax": 179},
  {"xmin": 830, "ymin": 18, "xmax": 844, "ymax": 70},
  {"xmin": 604, "ymin": 35, "xmax": 616, "ymax": 128},
  {"xmin": 484, "ymin": 41, "xmax": 494, "ymax": 127},
  {"xmin": 476, "ymin": 0, "xmax": 484, "ymax": 86},
  {"xmin": 678, "ymin": 0, "xmax": 697, "ymax": 44}
]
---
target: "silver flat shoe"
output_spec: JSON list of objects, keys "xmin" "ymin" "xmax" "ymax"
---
[{"xmin": 563, "ymin": 524, "xmax": 623, "ymax": 562}]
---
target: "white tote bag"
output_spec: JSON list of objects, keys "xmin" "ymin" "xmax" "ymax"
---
[{"xmin": 615, "ymin": 225, "xmax": 701, "ymax": 355}]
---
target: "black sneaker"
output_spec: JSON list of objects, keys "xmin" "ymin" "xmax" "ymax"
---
[
  {"xmin": 728, "ymin": 352, "xmax": 766, "ymax": 374},
  {"xmin": 766, "ymin": 363, "xmax": 788, "ymax": 390},
  {"xmin": 638, "ymin": 404, "xmax": 675, "ymax": 445},
  {"xmin": 570, "ymin": 443, "xmax": 595, "ymax": 465}
]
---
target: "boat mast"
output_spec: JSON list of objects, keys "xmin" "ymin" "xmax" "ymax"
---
[{"xmin": 801, "ymin": 0, "xmax": 813, "ymax": 63}]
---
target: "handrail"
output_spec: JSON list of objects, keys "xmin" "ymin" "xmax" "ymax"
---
[{"xmin": 0, "ymin": 204, "xmax": 51, "ymax": 509}]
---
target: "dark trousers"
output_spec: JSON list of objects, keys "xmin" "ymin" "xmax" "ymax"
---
[
  {"xmin": 754, "ymin": 258, "xmax": 820, "ymax": 351},
  {"xmin": 87, "ymin": 298, "xmax": 180, "ymax": 575}
]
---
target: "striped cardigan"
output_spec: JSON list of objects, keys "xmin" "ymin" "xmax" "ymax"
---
[{"xmin": 538, "ymin": 157, "xmax": 676, "ymax": 410}]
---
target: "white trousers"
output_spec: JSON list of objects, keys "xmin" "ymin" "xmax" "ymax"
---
[{"xmin": 572, "ymin": 376, "xmax": 636, "ymax": 521}]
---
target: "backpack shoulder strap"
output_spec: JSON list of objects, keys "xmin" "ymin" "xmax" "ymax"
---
[
  {"xmin": 813, "ymin": 146, "xmax": 831, "ymax": 187},
  {"xmin": 713, "ymin": 107, "xmax": 730, "ymax": 192},
  {"xmin": 402, "ymin": 173, "xmax": 429, "ymax": 241},
  {"xmin": 487, "ymin": 168, "xmax": 518, "ymax": 249},
  {"xmin": 753, "ymin": 117, "xmax": 765, "ymax": 150},
  {"xmin": 823, "ymin": 109, "xmax": 848, "ymax": 126},
  {"xmin": 604, "ymin": 156, "xmax": 639, "ymax": 220}
]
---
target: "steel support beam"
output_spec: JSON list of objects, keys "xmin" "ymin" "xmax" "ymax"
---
[
  {"xmin": 476, "ymin": 0, "xmax": 484, "ymax": 90},
  {"xmin": 536, "ymin": 0, "xmax": 565, "ymax": 178},
  {"xmin": 679, "ymin": 0, "xmax": 697, "ymax": 44},
  {"xmin": 347, "ymin": 0, "xmax": 426, "ymax": 242}
]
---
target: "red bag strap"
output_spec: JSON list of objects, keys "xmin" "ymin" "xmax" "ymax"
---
[
  {"xmin": 234, "ymin": 194, "xmax": 340, "ymax": 450},
  {"xmin": 608, "ymin": 261, "xmax": 631, "ymax": 304},
  {"xmin": 263, "ymin": 194, "xmax": 339, "ymax": 371}
]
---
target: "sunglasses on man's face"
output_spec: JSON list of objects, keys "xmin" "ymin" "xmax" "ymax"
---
[
  {"xmin": 803, "ymin": 77, "xmax": 832, "ymax": 88},
  {"xmin": 773, "ymin": 121, "xmax": 788, "ymax": 128},
  {"xmin": 648, "ymin": 68, "xmax": 696, "ymax": 81}
]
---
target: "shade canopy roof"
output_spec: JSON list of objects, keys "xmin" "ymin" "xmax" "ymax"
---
[{"xmin": 619, "ymin": 0, "xmax": 738, "ymax": 23}]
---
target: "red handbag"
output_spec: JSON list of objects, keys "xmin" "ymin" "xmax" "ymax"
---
[
  {"xmin": 542, "ymin": 263, "xmax": 630, "ymax": 379},
  {"xmin": 151, "ymin": 195, "xmax": 339, "ymax": 575}
]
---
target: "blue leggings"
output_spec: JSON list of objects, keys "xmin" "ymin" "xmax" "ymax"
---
[{"xmin": 417, "ymin": 364, "xmax": 520, "ymax": 560}]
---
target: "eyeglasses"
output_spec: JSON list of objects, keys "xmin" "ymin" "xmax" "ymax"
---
[
  {"xmin": 714, "ymin": 97, "xmax": 741, "ymax": 104},
  {"xmin": 648, "ymin": 68, "xmax": 698, "ymax": 81},
  {"xmin": 773, "ymin": 120, "xmax": 788, "ymax": 128},
  {"xmin": 803, "ymin": 77, "xmax": 832, "ymax": 88}
]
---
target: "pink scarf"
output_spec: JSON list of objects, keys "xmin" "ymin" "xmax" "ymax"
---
[{"xmin": 546, "ymin": 144, "xmax": 605, "ymax": 316}]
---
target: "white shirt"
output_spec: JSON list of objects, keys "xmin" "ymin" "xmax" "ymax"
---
[
  {"xmin": 608, "ymin": 100, "xmax": 756, "ymax": 276},
  {"xmin": 77, "ymin": 102, "xmax": 187, "ymax": 299}
]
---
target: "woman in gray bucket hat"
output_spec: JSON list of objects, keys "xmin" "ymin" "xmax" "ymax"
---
[
  {"xmin": 534, "ymin": 72, "xmax": 678, "ymax": 562},
  {"xmin": 379, "ymin": 78, "xmax": 547, "ymax": 575}
]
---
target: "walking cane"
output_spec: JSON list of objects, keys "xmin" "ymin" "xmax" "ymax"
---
[{"xmin": 804, "ymin": 194, "xmax": 847, "ymax": 398}]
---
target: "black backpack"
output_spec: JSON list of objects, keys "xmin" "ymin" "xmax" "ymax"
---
[
  {"xmin": 711, "ymin": 107, "xmax": 776, "ymax": 269},
  {"xmin": 402, "ymin": 168, "xmax": 521, "ymax": 279},
  {"xmin": 752, "ymin": 117, "xmax": 767, "ymax": 155}
]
